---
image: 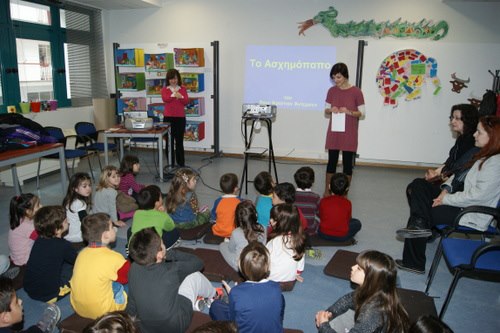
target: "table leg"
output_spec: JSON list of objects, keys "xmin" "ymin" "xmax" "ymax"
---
[
  {"xmin": 104, "ymin": 133, "xmax": 109, "ymax": 166},
  {"xmin": 158, "ymin": 134, "xmax": 163, "ymax": 181},
  {"xmin": 58, "ymin": 145, "xmax": 68, "ymax": 193},
  {"xmin": 11, "ymin": 165, "xmax": 21, "ymax": 196}
]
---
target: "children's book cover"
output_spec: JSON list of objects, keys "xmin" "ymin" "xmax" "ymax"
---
[
  {"xmin": 117, "ymin": 98, "xmax": 147, "ymax": 114},
  {"xmin": 145, "ymin": 53, "xmax": 174, "ymax": 72},
  {"xmin": 181, "ymin": 73, "xmax": 205, "ymax": 93},
  {"xmin": 174, "ymin": 48, "xmax": 205, "ymax": 67},
  {"xmin": 185, "ymin": 97, "xmax": 205, "ymax": 117},
  {"xmin": 146, "ymin": 79, "xmax": 166, "ymax": 96},
  {"xmin": 184, "ymin": 120, "xmax": 205, "ymax": 141}
]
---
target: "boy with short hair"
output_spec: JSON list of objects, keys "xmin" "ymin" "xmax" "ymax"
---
[
  {"xmin": 24, "ymin": 206, "xmax": 77, "ymax": 303},
  {"xmin": 0, "ymin": 276, "xmax": 61, "ymax": 333},
  {"xmin": 294, "ymin": 167, "xmax": 321, "ymax": 236},
  {"xmin": 209, "ymin": 242, "xmax": 285, "ymax": 333},
  {"xmin": 210, "ymin": 173, "xmax": 241, "ymax": 238},
  {"xmin": 130, "ymin": 185, "xmax": 179, "ymax": 249},
  {"xmin": 318, "ymin": 173, "xmax": 362, "ymax": 243},
  {"xmin": 253, "ymin": 171, "xmax": 274, "ymax": 228},
  {"xmin": 70, "ymin": 213, "xmax": 130, "ymax": 319},
  {"xmin": 126, "ymin": 228, "xmax": 220, "ymax": 333}
]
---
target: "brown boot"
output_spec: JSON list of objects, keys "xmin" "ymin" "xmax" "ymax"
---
[{"xmin": 323, "ymin": 172, "xmax": 334, "ymax": 197}]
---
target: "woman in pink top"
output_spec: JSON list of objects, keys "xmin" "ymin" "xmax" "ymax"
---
[
  {"xmin": 323, "ymin": 63, "xmax": 365, "ymax": 196},
  {"xmin": 8, "ymin": 193, "xmax": 41, "ymax": 266},
  {"xmin": 161, "ymin": 68, "xmax": 189, "ymax": 167}
]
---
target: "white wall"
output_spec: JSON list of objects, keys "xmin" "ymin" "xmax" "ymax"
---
[{"xmin": 102, "ymin": 0, "xmax": 500, "ymax": 166}]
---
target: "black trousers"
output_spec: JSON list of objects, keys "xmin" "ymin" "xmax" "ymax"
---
[
  {"xmin": 327, "ymin": 150, "xmax": 355, "ymax": 175},
  {"xmin": 402, "ymin": 178, "xmax": 462, "ymax": 270},
  {"xmin": 165, "ymin": 117, "xmax": 186, "ymax": 167}
]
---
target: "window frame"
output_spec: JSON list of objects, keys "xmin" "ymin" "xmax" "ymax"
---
[{"xmin": 0, "ymin": 0, "xmax": 102, "ymax": 113}]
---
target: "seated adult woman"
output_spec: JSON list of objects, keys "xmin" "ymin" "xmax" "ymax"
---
[
  {"xmin": 396, "ymin": 116, "xmax": 500, "ymax": 274},
  {"xmin": 398, "ymin": 104, "xmax": 479, "ymax": 237}
]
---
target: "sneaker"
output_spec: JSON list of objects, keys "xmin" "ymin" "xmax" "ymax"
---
[
  {"xmin": 194, "ymin": 297, "xmax": 208, "ymax": 311},
  {"xmin": 214, "ymin": 287, "xmax": 224, "ymax": 299},
  {"xmin": 37, "ymin": 304, "xmax": 61, "ymax": 333},
  {"xmin": 396, "ymin": 227, "xmax": 432, "ymax": 239},
  {"xmin": 1, "ymin": 266, "xmax": 20, "ymax": 280},
  {"xmin": 306, "ymin": 248, "xmax": 322, "ymax": 259},
  {"xmin": 395, "ymin": 259, "xmax": 425, "ymax": 275}
]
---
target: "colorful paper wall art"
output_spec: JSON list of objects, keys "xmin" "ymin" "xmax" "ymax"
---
[
  {"xmin": 449, "ymin": 73, "xmax": 470, "ymax": 93},
  {"xmin": 376, "ymin": 49, "xmax": 441, "ymax": 106},
  {"xmin": 298, "ymin": 6, "xmax": 448, "ymax": 41}
]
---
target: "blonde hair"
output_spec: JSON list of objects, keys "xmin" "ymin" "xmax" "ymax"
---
[
  {"xmin": 97, "ymin": 165, "xmax": 119, "ymax": 191},
  {"xmin": 165, "ymin": 168, "xmax": 197, "ymax": 213}
]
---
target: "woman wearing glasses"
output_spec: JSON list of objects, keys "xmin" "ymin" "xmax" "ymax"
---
[{"xmin": 396, "ymin": 115, "xmax": 500, "ymax": 274}]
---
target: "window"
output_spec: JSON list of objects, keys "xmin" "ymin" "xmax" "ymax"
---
[
  {"xmin": 16, "ymin": 38, "xmax": 53, "ymax": 102},
  {"xmin": 0, "ymin": 0, "xmax": 108, "ymax": 112},
  {"xmin": 10, "ymin": 0, "xmax": 51, "ymax": 26}
]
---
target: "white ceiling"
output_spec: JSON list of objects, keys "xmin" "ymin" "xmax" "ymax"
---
[{"xmin": 66, "ymin": 0, "xmax": 164, "ymax": 10}]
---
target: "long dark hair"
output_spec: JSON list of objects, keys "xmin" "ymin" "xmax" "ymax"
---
[
  {"xmin": 62, "ymin": 172, "xmax": 92, "ymax": 212},
  {"xmin": 354, "ymin": 251, "xmax": 409, "ymax": 333},
  {"xmin": 268, "ymin": 203, "xmax": 305, "ymax": 261},
  {"xmin": 119, "ymin": 155, "xmax": 139, "ymax": 176},
  {"xmin": 235, "ymin": 200, "xmax": 264, "ymax": 242},
  {"xmin": 9, "ymin": 193, "xmax": 39, "ymax": 230}
]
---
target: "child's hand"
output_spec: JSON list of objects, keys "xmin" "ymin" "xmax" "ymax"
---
[
  {"xmin": 114, "ymin": 220, "xmax": 127, "ymax": 228},
  {"xmin": 315, "ymin": 311, "xmax": 332, "ymax": 327},
  {"xmin": 296, "ymin": 274, "xmax": 304, "ymax": 283},
  {"xmin": 222, "ymin": 280, "xmax": 232, "ymax": 294}
]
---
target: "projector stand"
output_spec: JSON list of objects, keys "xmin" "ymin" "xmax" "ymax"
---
[{"xmin": 239, "ymin": 116, "xmax": 278, "ymax": 196}]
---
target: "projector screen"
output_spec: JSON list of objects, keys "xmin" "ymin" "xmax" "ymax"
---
[{"xmin": 244, "ymin": 45, "xmax": 336, "ymax": 112}]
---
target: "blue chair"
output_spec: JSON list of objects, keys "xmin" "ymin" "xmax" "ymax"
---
[
  {"xmin": 36, "ymin": 126, "xmax": 94, "ymax": 190},
  {"xmin": 424, "ymin": 204, "xmax": 500, "ymax": 319},
  {"xmin": 74, "ymin": 122, "xmax": 117, "ymax": 170},
  {"xmin": 425, "ymin": 201, "xmax": 500, "ymax": 293}
]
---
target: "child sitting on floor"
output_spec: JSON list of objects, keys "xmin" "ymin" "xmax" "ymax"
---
[
  {"xmin": 210, "ymin": 173, "xmax": 241, "ymax": 238},
  {"xmin": 210, "ymin": 241, "xmax": 285, "ymax": 333},
  {"xmin": 273, "ymin": 183, "xmax": 321, "ymax": 259},
  {"xmin": 220, "ymin": 201, "xmax": 266, "ymax": 271},
  {"xmin": 294, "ymin": 167, "xmax": 320, "ymax": 236},
  {"xmin": 62, "ymin": 172, "xmax": 92, "ymax": 246},
  {"xmin": 266, "ymin": 204, "xmax": 305, "ymax": 284},
  {"xmin": 129, "ymin": 185, "xmax": 180, "ymax": 249},
  {"xmin": 253, "ymin": 171, "xmax": 274, "ymax": 228},
  {"xmin": 8, "ymin": 193, "xmax": 41, "ymax": 266},
  {"xmin": 118, "ymin": 155, "xmax": 145, "ymax": 202},
  {"xmin": 166, "ymin": 168, "xmax": 210, "ymax": 229},
  {"xmin": 0, "ymin": 276, "xmax": 61, "ymax": 333},
  {"xmin": 318, "ymin": 173, "xmax": 361, "ymax": 243},
  {"xmin": 93, "ymin": 166, "xmax": 127, "ymax": 227},
  {"xmin": 126, "ymin": 227, "xmax": 221, "ymax": 333},
  {"xmin": 24, "ymin": 206, "xmax": 77, "ymax": 303},
  {"xmin": 70, "ymin": 213, "xmax": 130, "ymax": 319}
]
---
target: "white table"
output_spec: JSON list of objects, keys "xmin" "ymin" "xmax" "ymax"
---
[{"xmin": 103, "ymin": 125, "xmax": 170, "ymax": 181}]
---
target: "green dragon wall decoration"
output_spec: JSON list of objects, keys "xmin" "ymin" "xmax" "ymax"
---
[{"xmin": 298, "ymin": 6, "xmax": 448, "ymax": 41}]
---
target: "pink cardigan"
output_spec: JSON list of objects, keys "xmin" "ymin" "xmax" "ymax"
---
[{"xmin": 161, "ymin": 85, "xmax": 189, "ymax": 117}]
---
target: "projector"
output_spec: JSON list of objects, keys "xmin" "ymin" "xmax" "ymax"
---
[
  {"xmin": 124, "ymin": 118, "xmax": 153, "ymax": 130},
  {"xmin": 242, "ymin": 103, "xmax": 277, "ymax": 118}
]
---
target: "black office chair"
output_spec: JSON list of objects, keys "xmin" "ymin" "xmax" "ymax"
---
[
  {"xmin": 74, "ymin": 122, "xmax": 117, "ymax": 170},
  {"xmin": 37, "ymin": 126, "xmax": 94, "ymax": 190}
]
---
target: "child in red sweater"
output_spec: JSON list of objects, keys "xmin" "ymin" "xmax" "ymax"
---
[{"xmin": 318, "ymin": 173, "xmax": 361, "ymax": 243}]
